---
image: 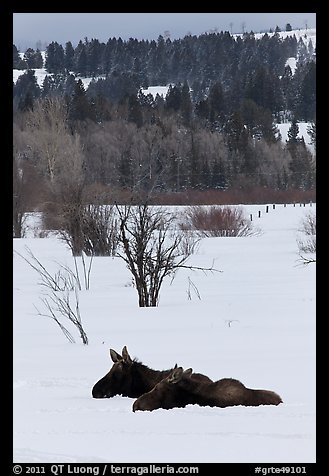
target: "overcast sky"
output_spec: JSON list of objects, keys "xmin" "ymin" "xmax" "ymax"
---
[{"xmin": 13, "ymin": 12, "xmax": 316, "ymax": 50}]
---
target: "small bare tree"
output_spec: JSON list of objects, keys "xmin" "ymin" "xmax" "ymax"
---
[
  {"xmin": 116, "ymin": 201, "xmax": 220, "ymax": 307},
  {"xmin": 13, "ymin": 155, "xmax": 27, "ymax": 238},
  {"xmin": 15, "ymin": 247, "xmax": 89, "ymax": 344},
  {"xmin": 297, "ymin": 210, "xmax": 316, "ymax": 263}
]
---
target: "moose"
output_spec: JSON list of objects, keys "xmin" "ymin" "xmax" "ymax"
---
[
  {"xmin": 132, "ymin": 366, "xmax": 282, "ymax": 412},
  {"xmin": 92, "ymin": 346, "xmax": 212, "ymax": 399}
]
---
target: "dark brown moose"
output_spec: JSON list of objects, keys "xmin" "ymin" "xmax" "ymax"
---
[
  {"xmin": 132, "ymin": 367, "xmax": 282, "ymax": 412},
  {"xmin": 92, "ymin": 346, "xmax": 211, "ymax": 399}
]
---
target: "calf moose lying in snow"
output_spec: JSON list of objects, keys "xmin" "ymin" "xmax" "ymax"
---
[
  {"xmin": 132, "ymin": 366, "xmax": 282, "ymax": 412},
  {"xmin": 92, "ymin": 346, "xmax": 212, "ymax": 399}
]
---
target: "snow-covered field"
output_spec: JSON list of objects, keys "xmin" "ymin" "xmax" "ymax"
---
[{"xmin": 13, "ymin": 203, "xmax": 316, "ymax": 463}]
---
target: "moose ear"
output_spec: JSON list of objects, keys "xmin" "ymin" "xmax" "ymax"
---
[
  {"xmin": 110, "ymin": 349, "xmax": 122, "ymax": 363},
  {"xmin": 168, "ymin": 367, "xmax": 184, "ymax": 384},
  {"xmin": 183, "ymin": 368, "xmax": 193, "ymax": 378},
  {"xmin": 174, "ymin": 363, "xmax": 178, "ymax": 369},
  {"xmin": 122, "ymin": 346, "xmax": 133, "ymax": 364}
]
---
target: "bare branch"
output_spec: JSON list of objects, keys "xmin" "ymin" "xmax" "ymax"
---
[{"xmin": 34, "ymin": 299, "xmax": 76, "ymax": 344}]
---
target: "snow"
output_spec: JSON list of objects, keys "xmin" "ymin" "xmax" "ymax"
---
[
  {"xmin": 141, "ymin": 86, "xmax": 170, "ymax": 98},
  {"xmin": 277, "ymin": 122, "xmax": 314, "ymax": 153},
  {"xmin": 285, "ymin": 57, "xmax": 297, "ymax": 74},
  {"xmin": 12, "ymin": 67, "xmax": 102, "ymax": 90},
  {"xmin": 13, "ymin": 203, "xmax": 316, "ymax": 463}
]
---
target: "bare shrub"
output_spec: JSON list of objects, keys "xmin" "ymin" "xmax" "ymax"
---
[
  {"xmin": 35, "ymin": 287, "xmax": 88, "ymax": 345},
  {"xmin": 298, "ymin": 211, "xmax": 316, "ymax": 236},
  {"xmin": 57, "ymin": 203, "xmax": 118, "ymax": 257},
  {"xmin": 297, "ymin": 210, "xmax": 316, "ymax": 256},
  {"xmin": 297, "ymin": 236, "xmax": 316, "ymax": 254},
  {"xmin": 15, "ymin": 247, "xmax": 89, "ymax": 344},
  {"xmin": 182, "ymin": 205, "xmax": 257, "ymax": 237},
  {"xmin": 80, "ymin": 204, "xmax": 118, "ymax": 256}
]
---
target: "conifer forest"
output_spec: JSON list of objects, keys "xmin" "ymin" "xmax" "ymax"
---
[{"xmin": 13, "ymin": 29, "xmax": 316, "ymax": 228}]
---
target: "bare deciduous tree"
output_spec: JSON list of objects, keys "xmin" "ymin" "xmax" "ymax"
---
[
  {"xmin": 116, "ymin": 201, "xmax": 220, "ymax": 307},
  {"xmin": 25, "ymin": 97, "xmax": 69, "ymax": 183},
  {"xmin": 13, "ymin": 155, "xmax": 27, "ymax": 238}
]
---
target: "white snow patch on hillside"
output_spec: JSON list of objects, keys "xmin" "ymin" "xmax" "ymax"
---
[
  {"xmin": 285, "ymin": 57, "xmax": 297, "ymax": 74},
  {"xmin": 277, "ymin": 122, "xmax": 314, "ymax": 154},
  {"xmin": 141, "ymin": 85, "xmax": 170, "ymax": 98}
]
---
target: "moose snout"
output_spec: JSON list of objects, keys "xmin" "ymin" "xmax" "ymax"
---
[{"xmin": 132, "ymin": 400, "xmax": 144, "ymax": 412}]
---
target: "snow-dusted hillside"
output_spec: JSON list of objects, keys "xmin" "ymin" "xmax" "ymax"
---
[
  {"xmin": 13, "ymin": 29, "xmax": 316, "ymax": 154},
  {"xmin": 234, "ymin": 27, "xmax": 316, "ymax": 49},
  {"xmin": 13, "ymin": 28, "xmax": 316, "ymax": 87}
]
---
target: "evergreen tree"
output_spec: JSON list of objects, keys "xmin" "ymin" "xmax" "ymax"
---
[
  {"xmin": 86, "ymin": 38, "xmax": 103, "ymax": 77},
  {"xmin": 102, "ymin": 38, "xmax": 115, "ymax": 74},
  {"xmin": 297, "ymin": 61, "xmax": 316, "ymax": 121},
  {"xmin": 41, "ymin": 75, "xmax": 55, "ymax": 97},
  {"xmin": 18, "ymin": 91, "xmax": 35, "ymax": 111},
  {"xmin": 297, "ymin": 37, "xmax": 308, "ymax": 64},
  {"xmin": 180, "ymin": 81, "xmax": 193, "ymax": 126},
  {"xmin": 64, "ymin": 41, "xmax": 75, "ymax": 72},
  {"xmin": 14, "ymin": 70, "xmax": 41, "ymax": 104},
  {"xmin": 45, "ymin": 41, "xmax": 65, "ymax": 74},
  {"xmin": 288, "ymin": 142, "xmax": 315, "ymax": 189},
  {"xmin": 165, "ymin": 84, "xmax": 182, "ymax": 112},
  {"xmin": 69, "ymin": 79, "xmax": 94, "ymax": 122},
  {"xmin": 127, "ymin": 94, "xmax": 143, "ymax": 127},
  {"xmin": 13, "ymin": 44, "xmax": 22, "ymax": 68},
  {"xmin": 208, "ymin": 81, "xmax": 225, "ymax": 126},
  {"xmin": 76, "ymin": 45, "xmax": 88, "ymax": 76},
  {"xmin": 285, "ymin": 117, "xmax": 315, "ymax": 188},
  {"xmin": 34, "ymin": 49, "xmax": 44, "ymax": 68},
  {"xmin": 224, "ymin": 111, "xmax": 249, "ymax": 153},
  {"xmin": 307, "ymin": 121, "xmax": 316, "ymax": 152},
  {"xmin": 195, "ymin": 98, "xmax": 210, "ymax": 122},
  {"xmin": 280, "ymin": 64, "xmax": 294, "ymax": 113},
  {"xmin": 287, "ymin": 117, "xmax": 300, "ymax": 144},
  {"xmin": 307, "ymin": 39, "xmax": 314, "ymax": 57},
  {"xmin": 24, "ymin": 48, "xmax": 43, "ymax": 69}
]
